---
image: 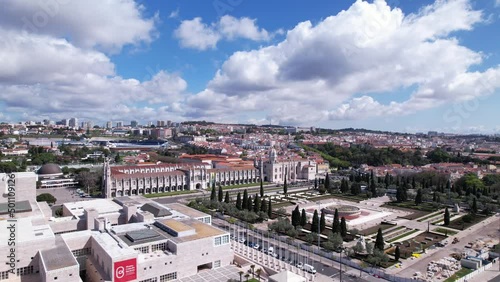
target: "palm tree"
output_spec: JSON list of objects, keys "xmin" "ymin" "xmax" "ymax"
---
[
  {"xmin": 256, "ymin": 268, "xmax": 262, "ymax": 281},
  {"xmin": 238, "ymin": 271, "xmax": 244, "ymax": 282},
  {"xmin": 244, "ymin": 273, "xmax": 250, "ymax": 281},
  {"xmin": 250, "ymin": 264, "xmax": 255, "ymax": 278}
]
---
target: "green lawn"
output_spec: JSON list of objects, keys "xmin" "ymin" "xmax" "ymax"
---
[
  {"xmin": 417, "ymin": 211, "xmax": 443, "ymax": 222},
  {"xmin": 387, "ymin": 230, "xmax": 419, "ymax": 243},
  {"xmin": 143, "ymin": 190, "xmax": 198, "ymax": 198},
  {"xmin": 433, "ymin": 228, "xmax": 458, "ymax": 236},
  {"xmin": 444, "ymin": 268, "xmax": 473, "ymax": 282},
  {"xmin": 221, "ymin": 182, "xmax": 269, "ymax": 190}
]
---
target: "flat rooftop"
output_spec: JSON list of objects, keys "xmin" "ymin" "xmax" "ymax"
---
[
  {"xmin": 0, "ymin": 200, "xmax": 31, "ymax": 215},
  {"xmin": 164, "ymin": 203, "xmax": 208, "ymax": 219},
  {"xmin": 64, "ymin": 199, "xmax": 122, "ymax": 217},
  {"xmin": 40, "ymin": 238, "xmax": 78, "ymax": 271},
  {"xmin": 0, "ymin": 217, "xmax": 54, "ymax": 247},
  {"xmin": 157, "ymin": 219, "xmax": 194, "ymax": 233}
]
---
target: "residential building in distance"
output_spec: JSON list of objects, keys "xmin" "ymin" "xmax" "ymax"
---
[
  {"xmin": 116, "ymin": 121, "xmax": 124, "ymax": 128},
  {"xmin": 69, "ymin": 117, "xmax": 78, "ymax": 129},
  {"xmin": 131, "ymin": 120, "xmax": 138, "ymax": 128},
  {"xmin": 106, "ymin": 121, "xmax": 113, "ymax": 129}
]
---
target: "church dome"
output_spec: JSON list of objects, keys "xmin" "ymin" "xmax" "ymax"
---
[{"xmin": 37, "ymin": 163, "xmax": 63, "ymax": 175}]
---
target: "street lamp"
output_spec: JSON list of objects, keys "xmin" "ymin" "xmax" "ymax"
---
[{"xmin": 339, "ymin": 246, "xmax": 346, "ymax": 282}]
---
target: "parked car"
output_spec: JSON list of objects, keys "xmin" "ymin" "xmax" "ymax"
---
[
  {"xmin": 296, "ymin": 262, "xmax": 303, "ymax": 269},
  {"xmin": 253, "ymin": 244, "xmax": 260, "ymax": 250},
  {"xmin": 303, "ymin": 264, "xmax": 317, "ymax": 274}
]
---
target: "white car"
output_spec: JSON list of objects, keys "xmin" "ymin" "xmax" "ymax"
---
[
  {"xmin": 253, "ymin": 244, "xmax": 260, "ymax": 250},
  {"xmin": 296, "ymin": 262, "xmax": 303, "ymax": 269},
  {"xmin": 238, "ymin": 238, "xmax": 245, "ymax": 243}
]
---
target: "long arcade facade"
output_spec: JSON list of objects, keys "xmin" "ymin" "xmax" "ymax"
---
[{"xmin": 103, "ymin": 162, "xmax": 259, "ymax": 198}]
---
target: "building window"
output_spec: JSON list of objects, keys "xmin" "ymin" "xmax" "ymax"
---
[
  {"xmin": 134, "ymin": 246, "xmax": 149, "ymax": 254},
  {"xmin": 139, "ymin": 278, "xmax": 157, "ymax": 282},
  {"xmin": 214, "ymin": 234, "xmax": 230, "ymax": 246},
  {"xmin": 72, "ymin": 247, "xmax": 91, "ymax": 257},
  {"xmin": 151, "ymin": 243, "xmax": 167, "ymax": 252},
  {"xmin": 0, "ymin": 271, "xmax": 9, "ymax": 280},
  {"xmin": 17, "ymin": 266, "xmax": 33, "ymax": 276},
  {"xmin": 160, "ymin": 272, "xmax": 177, "ymax": 282},
  {"xmin": 214, "ymin": 260, "xmax": 221, "ymax": 268}
]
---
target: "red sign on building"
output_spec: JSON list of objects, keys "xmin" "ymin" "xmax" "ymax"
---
[{"xmin": 114, "ymin": 258, "xmax": 137, "ymax": 282}]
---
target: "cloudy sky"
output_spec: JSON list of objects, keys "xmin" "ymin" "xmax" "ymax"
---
[{"xmin": 0, "ymin": 0, "xmax": 499, "ymax": 133}]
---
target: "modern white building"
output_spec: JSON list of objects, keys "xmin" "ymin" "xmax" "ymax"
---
[{"xmin": 0, "ymin": 172, "xmax": 232, "ymax": 282}]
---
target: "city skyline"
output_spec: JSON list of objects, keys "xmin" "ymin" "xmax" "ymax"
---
[{"xmin": 0, "ymin": 0, "xmax": 499, "ymax": 134}]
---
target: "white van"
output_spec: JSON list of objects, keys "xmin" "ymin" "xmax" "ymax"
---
[
  {"xmin": 303, "ymin": 264, "xmax": 316, "ymax": 274},
  {"xmin": 267, "ymin": 246, "xmax": 274, "ymax": 255}
]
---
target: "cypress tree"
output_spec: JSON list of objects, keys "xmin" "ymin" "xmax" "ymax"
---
[
  {"xmin": 260, "ymin": 198, "xmax": 267, "ymax": 212},
  {"xmin": 415, "ymin": 189, "xmax": 423, "ymax": 205},
  {"xmin": 210, "ymin": 186, "xmax": 217, "ymax": 201},
  {"xmin": 246, "ymin": 195, "xmax": 253, "ymax": 211},
  {"xmin": 224, "ymin": 191, "xmax": 230, "ymax": 203},
  {"xmin": 332, "ymin": 209, "xmax": 340, "ymax": 234},
  {"xmin": 267, "ymin": 200, "xmax": 272, "ymax": 218},
  {"xmin": 412, "ymin": 177, "xmax": 416, "ymax": 189},
  {"xmin": 292, "ymin": 206, "xmax": 300, "ymax": 228},
  {"xmin": 395, "ymin": 246, "xmax": 401, "ymax": 262},
  {"xmin": 311, "ymin": 210, "xmax": 319, "ymax": 233},
  {"xmin": 283, "ymin": 172, "xmax": 288, "ymax": 195},
  {"xmin": 253, "ymin": 195, "xmax": 261, "ymax": 213},
  {"xmin": 236, "ymin": 192, "xmax": 242, "ymax": 210},
  {"xmin": 340, "ymin": 217, "xmax": 347, "ymax": 238},
  {"xmin": 385, "ymin": 172, "xmax": 390, "ymax": 188},
  {"xmin": 325, "ymin": 173, "xmax": 330, "ymax": 192},
  {"xmin": 320, "ymin": 210, "xmax": 326, "ymax": 233},
  {"xmin": 370, "ymin": 171, "xmax": 377, "ymax": 198},
  {"xmin": 314, "ymin": 178, "xmax": 318, "ymax": 189},
  {"xmin": 300, "ymin": 209, "xmax": 307, "ymax": 227},
  {"xmin": 375, "ymin": 228, "xmax": 384, "ymax": 251},
  {"xmin": 243, "ymin": 190, "xmax": 248, "ymax": 209},
  {"xmin": 218, "ymin": 185, "xmax": 223, "ymax": 202},
  {"xmin": 260, "ymin": 179, "xmax": 264, "ymax": 197},
  {"xmin": 444, "ymin": 207, "xmax": 450, "ymax": 226}
]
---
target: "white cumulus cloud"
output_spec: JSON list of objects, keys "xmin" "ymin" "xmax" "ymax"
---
[
  {"xmin": 174, "ymin": 15, "xmax": 271, "ymax": 50},
  {"xmin": 186, "ymin": 0, "xmax": 500, "ymax": 125}
]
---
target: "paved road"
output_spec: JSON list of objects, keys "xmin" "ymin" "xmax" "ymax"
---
[
  {"xmin": 392, "ymin": 214, "xmax": 500, "ymax": 278},
  {"xmin": 213, "ymin": 219, "xmax": 383, "ymax": 282}
]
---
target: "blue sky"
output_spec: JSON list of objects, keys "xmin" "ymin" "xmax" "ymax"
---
[{"xmin": 0, "ymin": 0, "xmax": 499, "ymax": 133}]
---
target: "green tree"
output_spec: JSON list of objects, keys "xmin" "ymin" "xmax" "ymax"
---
[
  {"xmin": 283, "ymin": 176, "xmax": 288, "ymax": 195},
  {"xmin": 210, "ymin": 186, "xmax": 217, "ymax": 201},
  {"xmin": 246, "ymin": 195, "xmax": 253, "ymax": 211},
  {"xmin": 444, "ymin": 207, "xmax": 450, "ymax": 226},
  {"xmin": 218, "ymin": 186, "xmax": 223, "ymax": 202},
  {"xmin": 243, "ymin": 190, "xmax": 248, "ymax": 208},
  {"xmin": 224, "ymin": 191, "xmax": 230, "ymax": 203},
  {"xmin": 267, "ymin": 200, "xmax": 272, "ymax": 218},
  {"xmin": 415, "ymin": 188, "xmax": 423, "ymax": 205},
  {"xmin": 325, "ymin": 173, "xmax": 330, "ymax": 192},
  {"xmin": 471, "ymin": 197, "xmax": 478, "ymax": 214},
  {"xmin": 260, "ymin": 179, "xmax": 264, "ymax": 197},
  {"xmin": 253, "ymin": 195, "xmax": 261, "ymax": 213},
  {"xmin": 332, "ymin": 209, "xmax": 340, "ymax": 234},
  {"xmin": 320, "ymin": 210, "xmax": 326, "ymax": 233},
  {"xmin": 370, "ymin": 170, "xmax": 377, "ymax": 197},
  {"xmin": 375, "ymin": 228, "xmax": 385, "ymax": 251},
  {"xmin": 311, "ymin": 209, "xmax": 319, "ymax": 233},
  {"xmin": 395, "ymin": 246, "xmax": 401, "ymax": 262},
  {"xmin": 260, "ymin": 198, "xmax": 267, "ymax": 213},
  {"xmin": 340, "ymin": 217, "xmax": 348, "ymax": 238},
  {"xmin": 236, "ymin": 192, "xmax": 242, "ymax": 210},
  {"xmin": 300, "ymin": 209, "xmax": 307, "ymax": 227},
  {"xmin": 292, "ymin": 206, "xmax": 300, "ymax": 228},
  {"xmin": 114, "ymin": 153, "xmax": 121, "ymax": 163},
  {"xmin": 353, "ymin": 241, "xmax": 364, "ymax": 254},
  {"xmin": 36, "ymin": 193, "xmax": 57, "ymax": 204}
]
